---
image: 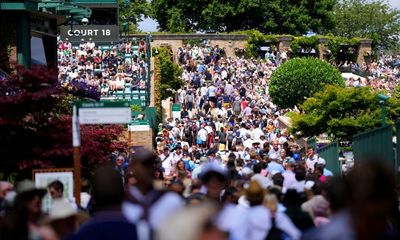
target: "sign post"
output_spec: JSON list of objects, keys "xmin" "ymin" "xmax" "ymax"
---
[
  {"xmin": 171, "ymin": 104, "xmax": 181, "ymax": 120},
  {"xmin": 72, "ymin": 101, "xmax": 131, "ymax": 205}
]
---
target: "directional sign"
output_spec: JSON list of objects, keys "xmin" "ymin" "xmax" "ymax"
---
[
  {"xmin": 79, "ymin": 108, "xmax": 131, "ymax": 124},
  {"xmin": 77, "ymin": 101, "xmax": 130, "ymax": 108}
]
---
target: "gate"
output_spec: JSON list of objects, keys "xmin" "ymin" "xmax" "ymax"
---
[
  {"xmin": 352, "ymin": 125, "xmax": 394, "ymax": 170},
  {"xmin": 318, "ymin": 142, "xmax": 340, "ymax": 176}
]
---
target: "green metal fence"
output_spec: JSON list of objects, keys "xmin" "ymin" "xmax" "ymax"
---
[
  {"xmin": 318, "ymin": 142, "xmax": 340, "ymax": 176},
  {"xmin": 307, "ymin": 138, "xmax": 317, "ymax": 149},
  {"xmin": 352, "ymin": 125, "xmax": 394, "ymax": 170}
]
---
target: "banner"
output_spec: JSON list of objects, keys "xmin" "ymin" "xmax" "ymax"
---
[{"xmin": 59, "ymin": 25, "xmax": 119, "ymax": 43}]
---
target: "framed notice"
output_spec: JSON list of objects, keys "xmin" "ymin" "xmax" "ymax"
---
[{"xmin": 32, "ymin": 168, "xmax": 74, "ymax": 212}]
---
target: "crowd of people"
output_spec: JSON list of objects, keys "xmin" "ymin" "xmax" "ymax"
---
[
  {"xmin": 57, "ymin": 37, "xmax": 149, "ymax": 96},
  {"xmin": 0, "ymin": 43, "xmax": 398, "ymax": 239},
  {"xmin": 338, "ymin": 55, "xmax": 400, "ymax": 91},
  {"xmin": 0, "ymin": 150, "xmax": 399, "ymax": 240}
]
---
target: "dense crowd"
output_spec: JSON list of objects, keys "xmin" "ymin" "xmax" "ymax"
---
[
  {"xmin": 338, "ymin": 55, "xmax": 400, "ymax": 91},
  {"xmin": 0, "ymin": 43, "xmax": 399, "ymax": 240},
  {"xmin": 57, "ymin": 38, "xmax": 148, "ymax": 97}
]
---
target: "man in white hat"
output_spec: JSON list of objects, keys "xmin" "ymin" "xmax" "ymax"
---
[
  {"xmin": 47, "ymin": 199, "xmax": 80, "ymax": 239},
  {"xmin": 317, "ymin": 158, "xmax": 333, "ymax": 177}
]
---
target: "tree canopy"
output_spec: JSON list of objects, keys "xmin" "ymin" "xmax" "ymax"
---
[
  {"xmin": 290, "ymin": 85, "xmax": 400, "ymax": 141},
  {"xmin": 269, "ymin": 58, "xmax": 345, "ymax": 109},
  {"xmin": 331, "ymin": 0, "xmax": 400, "ymax": 51},
  {"xmin": 150, "ymin": 0, "xmax": 335, "ymax": 34},
  {"xmin": 119, "ymin": 0, "xmax": 149, "ymax": 32},
  {"xmin": 0, "ymin": 68, "xmax": 127, "ymax": 179}
]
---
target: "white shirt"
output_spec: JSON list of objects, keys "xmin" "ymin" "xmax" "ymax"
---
[
  {"xmin": 251, "ymin": 174, "xmax": 272, "ymax": 189},
  {"xmin": 252, "ymin": 128, "xmax": 264, "ymax": 141},
  {"xmin": 243, "ymin": 139, "xmax": 254, "ymax": 149},
  {"xmin": 122, "ymin": 187, "xmax": 184, "ymax": 229},
  {"xmin": 162, "ymin": 154, "xmax": 175, "ymax": 175},
  {"xmin": 306, "ymin": 155, "xmax": 319, "ymax": 172},
  {"xmin": 197, "ymin": 128, "xmax": 208, "ymax": 141},
  {"xmin": 282, "ymin": 170, "xmax": 297, "ymax": 191},
  {"xmin": 246, "ymin": 205, "xmax": 301, "ymax": 240}
]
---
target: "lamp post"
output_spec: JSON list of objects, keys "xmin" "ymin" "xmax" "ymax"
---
[{"xmin": 378, "ymin": 94, "xmax": 389, "ymax": 127}]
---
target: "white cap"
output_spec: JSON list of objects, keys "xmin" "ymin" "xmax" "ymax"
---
[
  {"xmin": 49, "ymin": 199, "xmax": 77, "ymax": 221},
  {"xmin": 317, "ymin": 157, "xmax": 326, "ymax": 165},
  {"xmin": 241, "ymin": 167, "xmax": 252, "ymax": 176},
  {"xmin": 200, "ymin": 162, "xmax": 227, "ymax": 178}
]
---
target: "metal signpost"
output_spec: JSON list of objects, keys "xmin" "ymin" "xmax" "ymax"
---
[{"xmin": 72, "ymin": 101, "xmax": 131, "ymax": 204}]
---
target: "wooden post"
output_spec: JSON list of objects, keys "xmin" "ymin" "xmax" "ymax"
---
[
  {"xmin": 128, "ymin": 129, "xmax": 132, "ymax": 147},
  {"xmin": 73, "ymin": 147, "xmax": 81, "ymax": 205},
  {"xmin": 72, "ymin": 104, "xmax": 81, "ymax": 206}
]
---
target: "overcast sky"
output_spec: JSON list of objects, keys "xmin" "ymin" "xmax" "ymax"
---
[{"xmin": 138, "ymin": 0, "xmax": 400, "ymax": 32}]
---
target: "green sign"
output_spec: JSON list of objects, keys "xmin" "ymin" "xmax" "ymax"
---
[
  {"xmin": 77, "ymin": 101, "xmax": 130, "ymax": 108},
  {"xmin": 172, "ymin": 104, "xmax": 181, "ymax": 112},
  {"xmin": 131, "ymin": 120, "xmax": 149, "ymax": 125}
]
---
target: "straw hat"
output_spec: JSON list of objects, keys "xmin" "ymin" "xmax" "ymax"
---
[
  {"xmin": 48, "ymin": 199, "xmax": 77, "ymax": 221},
  {"xmin": 16, "ymin": 180, "xmax": 46, "ymax": 198}
]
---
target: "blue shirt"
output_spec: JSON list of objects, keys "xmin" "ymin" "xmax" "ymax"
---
[
  {"xmin": 267, "ymin": 161, "xmax": 285, "ymax": 174},
  {"xmin": 323, "ymin": 168, "xmax": 333, "ymax": 177}
]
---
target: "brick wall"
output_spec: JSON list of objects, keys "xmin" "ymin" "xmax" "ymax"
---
[{"xmin": 130, "ymin": 130, "xmax": 154, "ymax": 150}]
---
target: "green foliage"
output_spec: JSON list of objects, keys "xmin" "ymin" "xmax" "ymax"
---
[
  {"xmin": 331, "ymin": 0, "xmax": 400, "ymax": 51},
  {"xmin": 325, "ymin": 36, "xmax": 361, "ymax": 62},
  {"xmin": 156, "ymin": 47, "xmax": 183, "ymax": 100},
  {"xmin": 245, "ymin": 30, "xmax": 280, "ymax": 58},
  {"xmin": 290, "ymin": 36, "xmax": 319, "ymax": 57},
  {"xmin": 118, "ymin": 0, "xmax": 149, "ymax": 32},
  {"xmin": 154, "ymin": 47, "xmax": 183, "ymax": 123},
  {"xmin": 151, "ymin": 0, "xmax": 335, "ymax": 34},
  {"xmin": 269, "ymin": 58, "xmax": 344, "ymax": 109},
  {"xmin": 290, "ymin": 85, "xmax": 400, "ymax": 141},
  {"xmin": 182, "ymin": 39, "xmax": 204, "ymax": 47},
  {"xmin": 130, "ymin": 104, "xmax": 142, "ymax": 112}
]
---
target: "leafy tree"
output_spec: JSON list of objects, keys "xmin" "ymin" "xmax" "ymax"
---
[
  {"xmin": 331, "ymin": 0, "xmax": 400, "ymax": 51},
  {"xmin": 119, "ymin": 0, "xmax": 149, "ymax": 32},
  {"xmin": 153, "ymin": 47, "xmax": 183, "ymax": 123},
  {"xmin": 151, "ymin": 0, "xmax": 335, "ymax": 34},
  {"xmin": 290, "ymin": 85, "xmax": 400, "ymax": 141},
  {"xmin": 269, "ymin": 58, "xmax": 344, "ymax": 109},
  {"xmin": 155, "ymin": 47, "xmax": 183, "ymax": 101},
  {"xmin": 0, "ymin": 67, "xmax": 127, "ymax": 179}
]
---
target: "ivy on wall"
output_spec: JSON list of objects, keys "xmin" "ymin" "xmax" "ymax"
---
[
  {"xmin": 244, "ymin": 30, "xmax": 367, "ymax": 63},
  {"xmin": 290, "ymin": 36, "xmax": 319, "ymax": 57}
]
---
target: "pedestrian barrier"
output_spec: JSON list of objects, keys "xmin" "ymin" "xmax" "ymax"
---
[
  {"xmin": 318, "ymin": 142, "xmax": 341, "ymax": 176},
  {"xmin": 353, "ymin": 125, "xmax": 395, "ymax": 170}
]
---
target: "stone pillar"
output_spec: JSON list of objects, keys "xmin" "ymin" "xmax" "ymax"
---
[
  {"xmin": 151, "ymin": 39, "xmax": 183, "ymax": 63},
  {"xmin": 279, "ymin": 36, "xmax": 293, "ymax": 53},
  {"xmin": 318, "ymin": 38, "xmax": 329, "ymax": 60},
  {"xmin": 209, "ymin": 39, "xmax": 246, "ymax": 58},
  {"xmin": 357, "ymin": 39, "xmax": 372, "ymax": 65}
]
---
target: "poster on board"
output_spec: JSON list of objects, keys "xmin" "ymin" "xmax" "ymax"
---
[{"xmin": 33, "ymin": 168, "xmax": 74, "ymax": 213}]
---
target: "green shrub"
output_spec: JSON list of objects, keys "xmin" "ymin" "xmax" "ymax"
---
[
  {"xmin": 130, "ymin": 104, "xmax": 142, "ymax": 112},
  {"xmin": 269, "ymin": 57, "xmax": 345, "ymax": 109}
]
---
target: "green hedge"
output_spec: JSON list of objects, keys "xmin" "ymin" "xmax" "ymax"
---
[{"xmin": 269, "ymin": 57, "xmax": 345, "ymax": 109}]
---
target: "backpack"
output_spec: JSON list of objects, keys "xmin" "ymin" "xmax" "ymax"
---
[
  {"xmin": 265, "ymin": 216, "xmax": 290, "ymax": 240},
  {"xmin": 184, "ymin": 126, "xmax": 192, "ymax": 137}
]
